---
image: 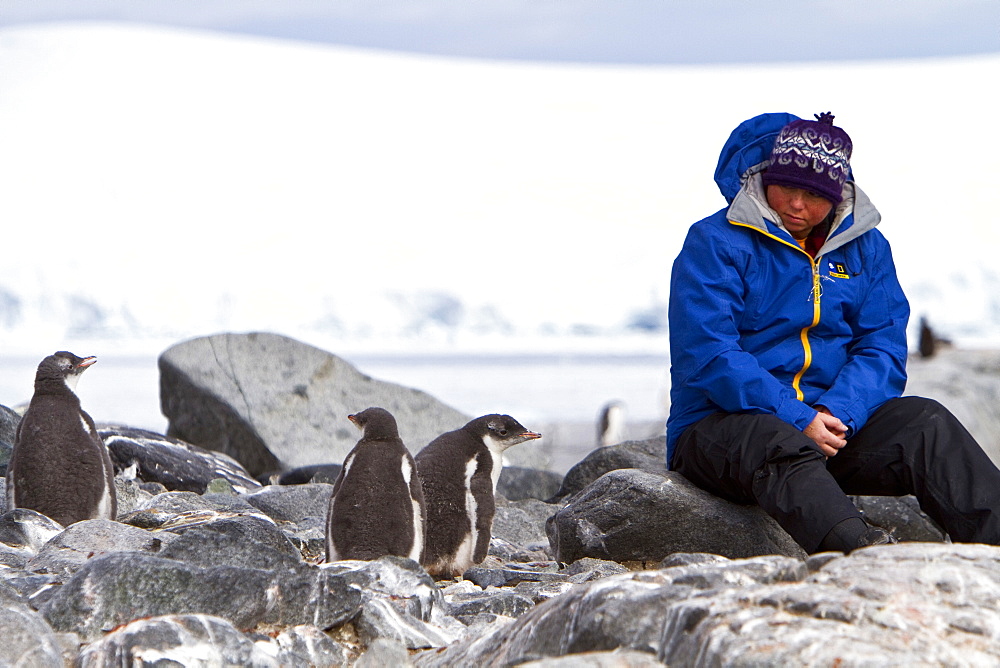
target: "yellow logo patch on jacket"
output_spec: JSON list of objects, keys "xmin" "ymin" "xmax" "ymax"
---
[{"xmin": 828, "ymin": 261, "xmax": 850, "ymax": 279}]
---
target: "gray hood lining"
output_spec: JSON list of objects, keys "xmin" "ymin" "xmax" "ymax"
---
[{"xmin": 727, "ymin": 167, "xmax": 881, "ymax": 256}]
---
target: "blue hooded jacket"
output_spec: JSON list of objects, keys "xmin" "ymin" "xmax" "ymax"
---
[{"xmin": 666, "ymin": 113, "xmax": 909, "ymax": 465}]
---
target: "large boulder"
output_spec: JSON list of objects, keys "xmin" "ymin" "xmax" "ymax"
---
[
  {"xmin": 0, "ymin": 403, "xmax": 21, "ymax": 477},
  {"xmin": 547, "ymin": 469, "xmax": 807, "ymax": 563},
  {"xmin": 158, "ymin": 332, "xmax": 546, "ymax": 476},
  {"xmin": 551, "ymin": 437, "xmax": 666, "ymax": 500}
]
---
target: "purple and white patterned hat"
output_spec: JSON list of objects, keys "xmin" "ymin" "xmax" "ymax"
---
[{"xmin": 762, "ymin": 112, "xmax": 853, "ymax": 204}]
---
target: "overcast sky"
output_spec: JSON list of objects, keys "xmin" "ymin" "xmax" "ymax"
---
[{"xmin": 2, "ymin": 0, "xmax": 999, "ymax": 64}]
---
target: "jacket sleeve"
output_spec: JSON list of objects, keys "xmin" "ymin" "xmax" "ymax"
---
[
  {"xmin": 815, "ymin": 232, "xmax": 909, "ymax": 435},
  {"xmin": 669, "ymin": 221, "xmax": 818, "ymax": 430}
]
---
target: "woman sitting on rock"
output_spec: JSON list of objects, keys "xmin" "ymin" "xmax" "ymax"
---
[{"xmin": 666, "ymin": 111, "xmax": 1000, "ymax": 553}]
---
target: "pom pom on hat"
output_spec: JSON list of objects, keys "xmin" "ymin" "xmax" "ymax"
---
[{"xmin": 761, "ymin": 112, "xmax": 853, "ymax": 204}]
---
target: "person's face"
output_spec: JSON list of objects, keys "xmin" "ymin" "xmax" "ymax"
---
[{"xmin": 765, "ymin": 184, "xmax": 834, "ymax": 240}]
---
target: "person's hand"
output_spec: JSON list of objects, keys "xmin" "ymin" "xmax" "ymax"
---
[{"xmin": 803, "ymin": 409, "xmax": 847, "ymax": 457}]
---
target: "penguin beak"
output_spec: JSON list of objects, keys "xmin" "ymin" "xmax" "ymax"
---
[
  {"xmin": 521, "ymin": 431, "xmax": 542, "ymax": 441},
  {"xmin": 77, "ymin": 356, "xmax": 97, "ymax": 369},
  {"xmin": 348, "ymin": 414, "xmax": 360, "ymax": 427}
]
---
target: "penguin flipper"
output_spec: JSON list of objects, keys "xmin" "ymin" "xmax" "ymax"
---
[
  {"xmin": 470, "ymin": 462, "xmax": 495, "ymax": 565},
  {"xmin": 324, "ymin": 455, "xmax": 351, "ymax": 562}
]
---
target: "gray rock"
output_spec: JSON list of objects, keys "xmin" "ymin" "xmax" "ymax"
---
[
  {"xmin": 487, "ymin": 537, "xmax": 550, "ymax": 564},
  {"xmin": 0, "ymin": 403, "xmax": 19, "ymax": 478},
  {"xmin": 277, "ymin": 514, "xmax": 327, "ymax": 562},
  {"xmin": 516, "ymin": 649, "xmax": 667, "ymax": 667},
  {"xmin": 417, "ymin": 544, "xmax": 1000, "ymax": 666},
  {"xmin": 0, "ymin": 602, "xmax": 66, "ymax": 668},
  {"xmin": 26, "ymin": 518, "xmax": 167, "ymax": 577},
  {"xmin": 492, "ymin": 497, "xmax": 560, "ymax": 549},
  {"xmin": 447, "ymin": 590, "xmax": 535, "ymax": 619},
  {"xmin": 657, "ymin": 552, "xmax": 730, "ymax": 569},
  {"xmin": 0, "ymin": 508, "xmax": 64, "ymax": 553},
  {"xmin": 561, "ymin": 558, "xmax": 629, "ymax": 584},
  {"xmin": 100, "ymin": 425, "xmax": 262, "ymax": 494},
  {"xmin": 158, "ymin": 332, "xmax": 482, "ymax": 476},
  {"xmin": 413, "ymin": 555, "xmax": 806, "ymax": 666},
  {"xmin": 355, "ymin": 638, "xmax": 412, "ymax": 668},
  {"xmin": 244, "ymin": 483, "xmax": 333, "ymax": 524},
  {"xmin": 512, "ymin": 578, "xmax": 577, "ymax": 605},
  {"xmin": 511, "ymin": 580, "xmax": 578, "ymax": 604},
  {"xmin": 53, "ymin": 632, "xmax": 82, "ymax": 666},
  {"xmin": 464, "ymin": 564, "xmax": 567, "ymax": 589},
  {"xmin": 137, "ymin": 490, "xmax": 265, "ymax": 517},
  {"xmin": 546, "ymin": 469, "xmax": 807, "ymax": 563},
  {"xmin": 851, "ymin": 494, "xmax": 947, "ymax": 542},
  {"xmin": 40, "ymin": 552, "xmax": 366, "ymax": 641},
  {"xmin": 2, "ymin": 573, "xmax": 61, "ymax": 607},
  {"xmin": 274, "ymin": 625, "xmax": 351, "ymax": 667},
  {"xmin": 355, "ymin": 598, "xmax": 457, "ymax": 650},
  {"xmin": 0, "ymin": 403, "xmax": 18, "ymax": 442},
  {"xmin": 553, "ymin": 438, "xmax": 666, "ymax": 500},
  {"xmin": 0, "ymin": 578, "xmax": 25, "ymax": 605},
  {"xmin": 155, "ymin": 515, "xmax": 304, "ymax": 569},
  {"xmin": 661, "ymin": 544, "xmax": 1000, "ymax": 666},
  {"xmin": 0, "ymin": 543, "xmax": 30, "ymax": 569},
  {"xmin": 333, "ymin": 556, "xmax": 445, "ymax": 624},
  {"xmin": 75, "ymin": 614, "xmax": 278, "ymax": 667},
  {"xmin": 498, "ymin": 466, "xmax": 563, "ymax": 501},
  {"xmin": 113, "ymin": 473, "xmax": 155, "ymax": 519}
]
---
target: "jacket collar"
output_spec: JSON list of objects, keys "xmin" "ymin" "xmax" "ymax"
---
[{"xmin": 727, "ymin": 167, "xmax": 881, "ymax": 256}]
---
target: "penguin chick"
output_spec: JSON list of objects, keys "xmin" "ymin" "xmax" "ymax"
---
[
  {"xmin": 598, "ymin": 400, "xmax": 627, "ymax": 446},
  {"xmin": 416, "ymin": 414, "xmax": 541, "ymax": 579},
  {"xmin": 7, "ymin": 351, "xmax": 117, "ymax": 526},
  {"xmin": 325, "ymin": 407, "xmax": 425, "ymax": 563}
]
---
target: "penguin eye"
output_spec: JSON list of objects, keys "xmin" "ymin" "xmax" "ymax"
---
[{"xmin": 498, "ymin": 428, "xmax": 508, "ymax": 436}]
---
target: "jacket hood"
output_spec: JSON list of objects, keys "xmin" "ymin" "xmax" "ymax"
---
[
  {"xmin": 716, "ymin": 112, "xmax": 879, "ymax": 253},
  {"xmin": 714, "ymin": 112, "xmax": 799, "ymax": 204}
]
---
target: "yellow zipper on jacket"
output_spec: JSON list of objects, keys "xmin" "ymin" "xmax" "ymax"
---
[
  {"xmin": 791, "ymin": 260, "xmax": 822, "ymax": 400},
  {"xmin": 729, "ymin": 220, "xmax": 821, "ymax": 401}
]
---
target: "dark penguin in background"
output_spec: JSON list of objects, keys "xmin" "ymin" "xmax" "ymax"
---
[
  {"xmin": 416, "ymin": 414, "xmax": 541, "ymax": 579},
  {"xmin": 7, "ymin": 351, "xmax": 117, "ymax": 526},
  {"xmin": 325, "ymin": 407, "xmax": 425, "ymax": 562}
]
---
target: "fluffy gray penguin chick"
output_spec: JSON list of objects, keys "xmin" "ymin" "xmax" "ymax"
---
[
  {"xmin": 416, "ymin": 414, "xmax": 541, "ymax": 579},
  {"xmin": 325, "ymin": 407, "xmax": 425, "ymax": 562},
  {"xmin": 7, "ymin": 351, "xmax": 117, "ymax": 526}
]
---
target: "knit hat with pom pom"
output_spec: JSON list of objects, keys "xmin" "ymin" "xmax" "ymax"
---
[{"xmin": 762, "ymin": 112, "xmax": 853, "ymax": 204}]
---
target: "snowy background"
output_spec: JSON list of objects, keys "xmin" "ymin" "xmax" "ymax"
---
[{"xmin": 1, "ymin": 1, "xmax": 998, "ymax": 445}]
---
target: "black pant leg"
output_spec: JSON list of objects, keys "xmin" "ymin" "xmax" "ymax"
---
[
  {"xmin": 826, "ymin": 396, "xmax": 1000, "ymax": 545},
  {"xmin": 672, "ymin": 412, "xmax": 863, "ymax": 552}
]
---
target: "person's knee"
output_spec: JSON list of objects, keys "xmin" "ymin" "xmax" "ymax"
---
[
  {"xmin": 883, "ymin": 396, "xmax": 953, "ymax": 424},
  {"xmin": 675, "ymin": 412, "xmax": 818, "ymax": 471}
]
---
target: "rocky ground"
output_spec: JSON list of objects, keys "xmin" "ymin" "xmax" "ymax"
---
[{"xmin": 1, "ymin": 333, "xmax": 999, "ymax": 666}]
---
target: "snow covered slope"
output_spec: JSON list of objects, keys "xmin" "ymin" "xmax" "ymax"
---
[{"xmin": 1, "ymin": 23, "xmax": 997, "ymax": 355}]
